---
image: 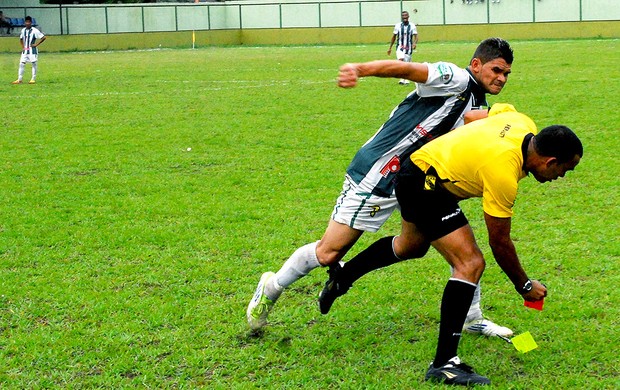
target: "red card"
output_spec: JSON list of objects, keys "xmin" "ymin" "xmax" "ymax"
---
[{"xmin": 524, "ymin": 299, "xmax": 544, "ymax": 311}]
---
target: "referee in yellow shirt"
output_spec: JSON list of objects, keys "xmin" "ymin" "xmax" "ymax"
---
[{"xmin": 325, "ymin": 104, "xmax": 583, "ymax": 385}]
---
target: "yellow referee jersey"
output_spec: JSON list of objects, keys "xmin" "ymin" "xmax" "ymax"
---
[{"xmin": 411, "ymin": 104, "xmax": 538, "ymax": 218}]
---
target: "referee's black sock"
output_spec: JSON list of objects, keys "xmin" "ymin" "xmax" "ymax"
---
[
  {"xmin": 433, "ymin": 278, "xmax": 477, "ymax": 368},
  {"xmin": 339, "ymin": 236, "xmax": 402, "ymax": 288}
]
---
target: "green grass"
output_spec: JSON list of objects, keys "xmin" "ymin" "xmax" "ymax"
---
[{"xmin": 0, "ymin": 39, "xmax": 619, "ymax": 388}]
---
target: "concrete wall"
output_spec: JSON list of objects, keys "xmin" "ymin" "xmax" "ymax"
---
[
  {"xmin": 1, "ymin": 0, "xmax": 618, "ymax": 35},
  {"xmin": 0, "ymin": 0, "xmax": 40, "ymax": 7},
  {"xmin": 1, "ymin": 20, "xmax": 617, "ymax": 53},
  {"xmin": 0, "ymin": 0, "xmax": 618, "ymax": 52}
]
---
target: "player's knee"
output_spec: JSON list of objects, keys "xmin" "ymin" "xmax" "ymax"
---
[
  {"xmin": 396, "ymin": 242, "xmax": 430, "ymax": 260},
  {"xmin": 410, "ymin": 242, "xmax": 431, "ymax": 259},
  {"xmin": 315, "ymin": 241, "xmax": 346, "ymax": 266},
  {"xmin": 453, "ymin": 252, "xmax": 486, "ymax": 282},
  {"xmin": 470, "ymin": 254, "xmax": 486, "ymax": 275},
  {"xmin": 392, "ymin": 236, "xmax": 430, "ymax": 260}
]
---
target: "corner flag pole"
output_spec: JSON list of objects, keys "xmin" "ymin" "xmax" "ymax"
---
[{"xmin": 192, "ymin": 30, "xmax": 196, "ymax": 49}]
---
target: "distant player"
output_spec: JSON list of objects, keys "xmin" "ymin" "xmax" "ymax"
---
[
  {"xmin": 12, "ymin": 16, "xmax": 46, "ymax": 85},
  {"xmin": 387, "ymin": 11, "xmax": 418, "ymax": 85}
]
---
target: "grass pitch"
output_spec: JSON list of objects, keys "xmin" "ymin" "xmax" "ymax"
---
[{"xmin": 0, "ymin": 39, "xmax": 619, "ymax": 388}]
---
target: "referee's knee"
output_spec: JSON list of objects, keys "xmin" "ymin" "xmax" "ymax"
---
[{"xmin": 393, "ymin": 236, "xmax": 430, "ymax": 260}]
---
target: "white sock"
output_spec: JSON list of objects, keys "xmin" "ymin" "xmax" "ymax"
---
[
  {"xmin": 466, "ymin": 283, "xmax": 483, "ymax": 322},
  {"xmin": 265, "ymin": 241, "xmax": 320, "ymax": 301},
  {"xmin": 18, "ymin": 62, "xmax": 25, "ymax": 81},
  {"xmin": 31, "ymin": 62, "xmax": 37, "ymax": 80}
]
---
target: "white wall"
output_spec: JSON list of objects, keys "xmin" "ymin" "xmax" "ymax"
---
[
  {"xmin": 4, "ymin": 0, "xmax": 619, "ymax": 35},
  {"xmin": 0, "ymin": 0, "xmax": 40, "ymax": 6}
]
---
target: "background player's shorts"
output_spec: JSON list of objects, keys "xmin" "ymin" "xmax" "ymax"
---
[
  {"xmin": 330, "ymin": 175, "xmax": 398, "ymax": 232},
  {"xmin": 396, "ymin": 49, "xmax": 412, "ymax": 62},
  {"xmin": 20, "ymin": 53, "xmax": 38, "ymax": 63},
  {"xmin": 395, "ymin": 161, "xmax": 468, "ymax": 241}
]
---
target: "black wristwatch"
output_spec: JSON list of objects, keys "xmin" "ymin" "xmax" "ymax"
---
[{"xmin": 518, "ymin": 279, "xmax": 533, "ymax": 294}]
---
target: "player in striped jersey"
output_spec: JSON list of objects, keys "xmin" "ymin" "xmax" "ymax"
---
[
  {"xmin": 387, "ymin": 11, "xmax": 418, "ymax": 85},
  {"xmin": 248, "ymin": 38, "xmax": 514, "ymax": 337},
  {"xmin": 12, "ymin": 16, "xmax": 46, "ymax": 85}
]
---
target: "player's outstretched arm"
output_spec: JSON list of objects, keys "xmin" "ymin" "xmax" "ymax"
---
[
  {"xmin": 338, "ymin": 60, "xmax": 429, "ymax": 88},
  {"xmin": 464, "ymin": 109, "xmax": 489, "ymax": 124}
]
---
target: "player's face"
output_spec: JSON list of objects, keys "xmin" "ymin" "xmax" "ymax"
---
[
  {"xmin": 532, "ymin": 154, "xmax": 581, "ymax": 183},
  {"xmin": 472, "ymin": 58, "xmax": 511, "ymax": 95},
  {"xmin": 25, "ymin": 20, "xmax": 32, "ymax": 28},
  {"xmin": 402, "ymin": 12, "xmax": 409, "ymax": 23}
]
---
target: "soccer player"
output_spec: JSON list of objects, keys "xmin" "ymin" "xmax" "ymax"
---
[
  {"xmin": 322, "ymin": 103, "xmax": 582, "ymax": 385},
  {"xmin": 12, "ymin": 16, "xmax": 46, "ymax": 85},
  {"xmin": 387, "ymin": 11, "xmax": 418, "ymax": 85},
  {"xmin": 247, "ymin": 38, "xmax": 514, "ymax": 337}
]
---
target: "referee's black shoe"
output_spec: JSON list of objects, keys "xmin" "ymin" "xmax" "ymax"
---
[
  {"xmin": 425, "ymin": 356, "xmax": 490, "ymax": 386},
  {"xmin": 318, "ymin": 262, "xmax": 350, "ymax": 315}
]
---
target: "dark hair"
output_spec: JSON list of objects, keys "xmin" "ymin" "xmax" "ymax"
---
[
  {"xmin": 25, "ymin": 16, "xmax": 32, "ymax": 22},
  {"xmin": 535, "ymin": 125, "xmax": 583, "ymax": 163},
  {"xmin": 472, "ymin": 37, "xmax": 514, "ymax": 65}
]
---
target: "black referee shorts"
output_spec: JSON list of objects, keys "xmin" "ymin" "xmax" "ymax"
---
[{"xmin": 395, "ymin": 159, "xmax": 469, "ymax": 242}]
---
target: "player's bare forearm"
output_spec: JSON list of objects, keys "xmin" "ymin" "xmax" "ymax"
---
[
  {"xmin": 485, "ymin": 215, "xmax": 547, "ymax": 300},
  {"xmin": 338, "ymin": 60, "xmax": 428, "ymax": 88},
  {"xmin": 464, "ymin": 109, "xmax": 489, "ymax": 124},
  {"xmin": 484, "ymin": 213, "xmax": 529, "ymax": 289}
]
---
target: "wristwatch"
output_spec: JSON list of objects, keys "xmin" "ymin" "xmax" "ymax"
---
[{"xmin": 519, "ymin": 279, "xmax": 533, "ymax": 294}]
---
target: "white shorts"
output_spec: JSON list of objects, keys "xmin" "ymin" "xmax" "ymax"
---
[
  {"xmin": 396, "ymin": 49, "xmax": 412, "ymax": 63},
  {"xmin": 20, "ymin": 53, "xmax": 38, "ymax": 63},
  {"xmin": 330, "ymin": 175, "xmax": 399, "ymax": 233}
]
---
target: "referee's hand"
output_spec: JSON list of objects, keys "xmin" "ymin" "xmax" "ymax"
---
[
  {"xmin": 338, "ymin": 63, "xmax": 359, "ymax": 88},
  {"xmin": 522, "ymin": 280, "xmax": 547, "ymax": 302}
]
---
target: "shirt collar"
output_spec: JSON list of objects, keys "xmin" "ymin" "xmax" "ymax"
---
[
  {"xmin": 466, "ymin": 68, "xmax": 486, "ymax": 96},
  {"xmin": 522, "ymin": 133, "xmax": 535, "ymax": 174}
]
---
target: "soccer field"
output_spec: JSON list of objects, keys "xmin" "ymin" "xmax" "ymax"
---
[{"xmin": 0, "ymin": 39, "xmax": 619, "ymax": 388}]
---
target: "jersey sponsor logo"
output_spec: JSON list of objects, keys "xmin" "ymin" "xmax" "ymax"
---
[
  {"xmin": 415, "ymin": 124, "xmax": 434, "ymax": 141},
  {"xmin": 436, "ymin": 63, "xmax": 454, "ymax": 84},
  {"xmin": 380, "ymin": 155, "xmax": 401, "ymax": 178},
  {"xmin": 441, "ymin": 208, "xmax": 462, "ymax": 221},
  {"xmin": 500, "ymin": 124, "xmax": 512, "ymax": 138}
]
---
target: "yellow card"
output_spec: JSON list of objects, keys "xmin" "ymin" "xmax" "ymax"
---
[{"xmin": 511, "ymin": 331, "xmax": 538, "ymax": 353}]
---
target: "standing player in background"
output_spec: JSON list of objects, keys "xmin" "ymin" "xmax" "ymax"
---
[
  {"xmin": 12, "ymin": 16, "xmax": 46, "ymax": 85},
  {"xmin": 387, "ymin": 11, "xmax": 418, "ymax": 85},
  {"xmin": 247, "ymin": 38, "xmax": 515, "ymax": 339}
]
